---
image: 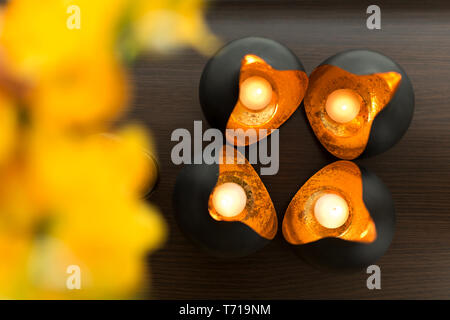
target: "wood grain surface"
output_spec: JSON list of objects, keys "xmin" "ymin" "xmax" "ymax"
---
[{"xmin": 127, "ymin": 0, "xmax": 450, "ymax": 299}]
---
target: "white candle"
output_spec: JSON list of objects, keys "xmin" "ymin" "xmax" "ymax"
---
[
  {"xmin": 325, "ymin": 89, "xmax": 361, "ymax": 123},
  {"xmin": 212, "ymin": 182, "xmax": 247, "ymax": 218},
  {"xmin": 239, "ymin": 76, "xmax": 273, "ymax": 111},
  {"xmin": 314, "ymin": 193, "xmax": 349, "ymax": 229}
]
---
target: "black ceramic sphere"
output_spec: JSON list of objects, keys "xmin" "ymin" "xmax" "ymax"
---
[
  {"xmin": 319, "ymin": 49, "xmax": 415, "ymax": 157},
  {"xmin": 173, "ymin": 163, "xmax": 270, "ymax": 258},
  {"xmin": 293, "ymin": 164, "xmax": 395, "ymax": 271},
  {"xmin": 199, "ymin": 37, "xmax": 306, "ymax": 132}
]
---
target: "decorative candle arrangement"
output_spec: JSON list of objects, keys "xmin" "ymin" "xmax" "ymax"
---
[{"xmin": 174, "ymin": 37, "xmax": 414, "ymax": 270}]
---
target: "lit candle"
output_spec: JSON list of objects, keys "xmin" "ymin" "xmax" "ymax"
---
[
  {"xmin": 314, "ymin": 193, "xmax": 349, "ymax": 229},
  {"xmin": 212, "ymin": 182, "xmax": 247, "ymax": 218},
  {"xmin": 325, "ymin": 89, "xmax": 361, "ymax": 123},
  {"xmin": 239, "ymin": 76, "xmax": 273, "ymax": 111}
]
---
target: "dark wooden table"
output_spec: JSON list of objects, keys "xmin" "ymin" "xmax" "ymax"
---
[{"xmin": 128, "ymin": 0, "xmax": 450, "ymax": 299}]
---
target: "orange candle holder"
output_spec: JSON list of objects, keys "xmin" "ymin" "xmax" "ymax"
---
[
  {"xmin": 199, "ymin": 37, "xmax": 308, "ymax": 146},
  {"xmin": 304, "ymin": 50, "xmax": 414, "ymax": 159},
  {"xmin": 173, "ymin": 146, "xmax": 277, "ymax": 258},
  {"xmin": 282, "ymin": 161, "xmax": 395, "ymax": 270}
]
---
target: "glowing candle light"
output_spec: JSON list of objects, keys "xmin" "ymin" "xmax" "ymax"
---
[
  {"xmin": 325, "ymin": 89, "xmax": 362, "ymax": 123},
  {"xmin": 212, "ymin": 182, "xmax": 247, "ymax": 218},
  {"xmin": 314, "ymin": 193, "xmax": 349, "ymax": 229},
  {"xmin": 239, "ymin": 76, "xmax": 273, "ymax": 111}
]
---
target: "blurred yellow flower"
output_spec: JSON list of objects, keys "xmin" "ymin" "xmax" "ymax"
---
[
  {"xmin": 132, "ymin": 0, "xmax": 221, "ymax": 55},
  {"xmin": 0, "ymin": 91, "xmax": 18, "ymax": 167},
  {"xmin": 29, "ymin": 52, "xmax": 129, "ymax": 129},
  {"xmin": 0, "ymin": 126, "xmax": 166, "ymax": 299},
  {"xmin": 0, "ymin": 0, "xmax": 218, "ymax": 299},
  {"xmin": 0, "ymin": 0, "xmax": 128, "ymax": 75},
  {"xmin": 0, "ymin": 0, "xmax": 130, "ymax": 128},
  {"xmin": 32, "ymin": 127, "xmax": 165, "ymax": 299}
]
